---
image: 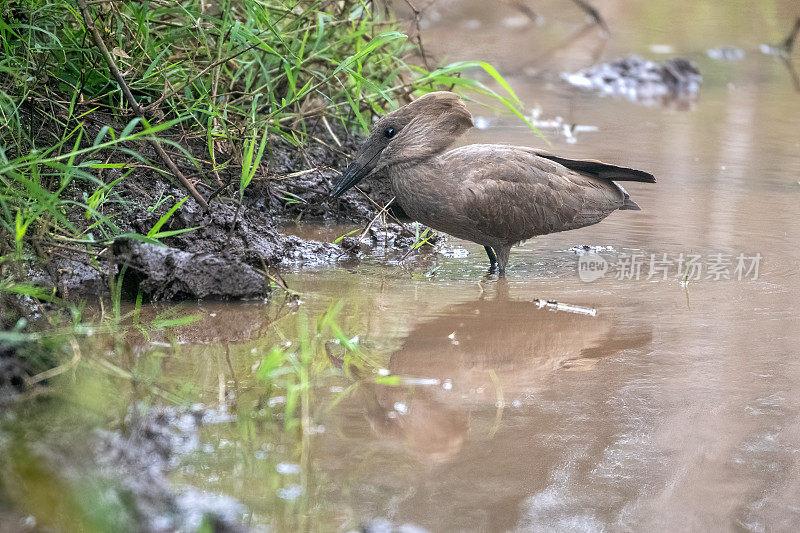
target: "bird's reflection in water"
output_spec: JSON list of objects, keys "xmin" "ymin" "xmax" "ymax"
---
[{"xmin": 357, "ymin": 284, "xmax": 652, "ymax": 464}]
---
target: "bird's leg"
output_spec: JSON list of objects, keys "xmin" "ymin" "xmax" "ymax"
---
[
  {"xmin": 496, "ymin": 246, "xmax": 511, "ymax": 277},
  {"xmin": 484, "ymin": 246, "xmax": 497, "ymax": 271}
]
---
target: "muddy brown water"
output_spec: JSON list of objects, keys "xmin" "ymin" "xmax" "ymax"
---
[{"xmin": 10, "ymin": 1, "xmax": 800, "ymax": 530}]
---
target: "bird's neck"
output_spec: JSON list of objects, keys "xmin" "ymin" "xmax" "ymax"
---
[
  {"xmin": 387, "ymin": 154, "xmax": 441, "ymax": 188},
  {"xmin": 387, "ymin": 155, "xmax": 446, "ymax": 223}
]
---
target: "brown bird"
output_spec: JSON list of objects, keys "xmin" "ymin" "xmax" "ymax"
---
[{"xmin": 331, "ymin": 92, "xmax": 655, "ymax": 275}]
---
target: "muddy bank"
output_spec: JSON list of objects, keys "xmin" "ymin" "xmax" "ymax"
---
[
  {"xmin": 13, "ymin": 109, "xmax": 432, "ymax": 304},
  {"xmin": 112, "ymin": 239, "xmax": 272, "ymax": 301},
  {"xmin": 0, "ymin": 112, "xmax": 434, "ymax": 402}
]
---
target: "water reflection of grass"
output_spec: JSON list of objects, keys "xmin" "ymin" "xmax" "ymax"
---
[
  {"xmin": 176, "ymin": 302, "xmax": 379, "ymax": 529},
  {"xmin": 0, "ymin": 292, "xmax": 391, "ymax": 529}
]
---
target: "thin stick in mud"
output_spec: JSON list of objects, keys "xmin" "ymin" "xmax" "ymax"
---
[{"xmin": 76, "ymin": 0, "xmax": 209, "ymax": 209}]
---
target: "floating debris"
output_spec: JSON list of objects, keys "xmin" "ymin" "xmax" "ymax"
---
[
  {"xmin": 760, "ymin": 43, "xmax": 788, "ymax": 58},
  {"xmin": 707, "ymin": 46, "xmax": 745, "ymax": 61},
  {"xmin": 438, "ymin": 247, "xmax": 469, "ymax": 258},
  {"xmin": 277, "ymin": 485, "xmax": 303, "ymax": 501},
  {"xmin": 568, "ymin": 244, "xmax": 616, "ymax": 255},
  {"xmin": 529, "ymin": 109, "xmax": 599, "ymax": 144},
  {"xmin": 473, "ymin": 116, "xmax": 491, "ymax": 130},
  {"xmin": 201, "ymin": 408, "xmax": 237, "ymax": 424},
  {"xmin": 563, "ymin": 56, "xmax": 702, "ymax": 107},
  {"xmin": 502, "ymin": 15, "xmax": 530, "ymax": 28},
  {"xmin": 363, "ymin": 517, "xmax": 429, "ymax": 533},
  {"xmin": 399, "ymin": 377, "xmax": 441, "ymax": 386},
  {"xmin": 393, "ymin": 402, "xmax": 409, "ymax": 414},
  {"xmin": 268, "ymin": 396, "xmax": 286, "ymax": 407},
  {"xmin": 535, "ymin": 299, "xmax": 597, "ymax": 317},
  {"xmin": 649, "ymin": 44, "xmax": 675, "ymax": 54}
]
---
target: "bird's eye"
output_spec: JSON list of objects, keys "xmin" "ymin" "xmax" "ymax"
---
[{"xmin": 384, "ymin": 127, "xmax": 396, "ymax": 139}]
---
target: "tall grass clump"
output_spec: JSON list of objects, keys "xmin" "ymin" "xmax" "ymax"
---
[{"xmin": 0, "ymin": 0, "xmax": 530, "ymax": 276}]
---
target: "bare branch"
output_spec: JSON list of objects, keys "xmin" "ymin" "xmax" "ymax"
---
[
  {"xmin": 571, "ymin": 0, "xmax": 609, "ymax": 35},
  {"xmin": 781, "ymin": 17, "xmax": 800, "ymax": 54},
  {"xmin": 403, "ymin": 0, "xmax": 432, "ymax": 71}
]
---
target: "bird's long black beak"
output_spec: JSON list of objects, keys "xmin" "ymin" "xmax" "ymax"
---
[{"xmin": 330, "ymin": 144, "xmax": 383, "ymax": 197}]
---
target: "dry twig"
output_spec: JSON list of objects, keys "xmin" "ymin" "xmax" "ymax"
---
[
  {"xmin": 781, "ymin": 17, "xmax": 800, "ymax": 54},
  {"xmin": 571, "ymin": 0, "xmax": 608, "ymax": 35},
  {"xmin": 76, "ymin": 0, "xmax": 209, "ymax": 208},
  {"xmin": 402, "ymin": 0, "xmax": 432, "ymax": 71}
]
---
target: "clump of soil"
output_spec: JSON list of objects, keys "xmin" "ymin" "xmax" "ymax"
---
[
  {"xmin": 113, "ymin": 238, "xmax": 271, "ymax": 301},
  {"xmin": 562, "ymin": 56, "xmax": 702, "ymax": 107}
]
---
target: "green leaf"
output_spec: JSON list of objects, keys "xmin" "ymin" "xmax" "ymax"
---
[
  {"xmin": 148, "ymin": 226, "xmax": 200, "ymax": 239},
  {"xmin": 333, "ymin": 32, "xmax": 407, "ymax": 75},
  {"xmin": 333, "ymin": 228, "xmax": 360, "ymax": 244},
  {"xmin": 147, "ymin": 197, "xmax": 187, "ymax": 238},
  {"xmin": 374, "ymin": 375, "xmax": 401, "ymax": 386},
  {"xmin": 121, "ymin": 117, "xmax": 142, "ymax": 138},
  {"xmin": 152, "ymin": 314, "xmax": 203, "ymax": 329},
  {"xmin": 93, "ymin": 125, "xmax": 110, "ymax": 147},
  {"xmin": 256, "ymin": 347, "xmax": 289, "ymax": 382}
]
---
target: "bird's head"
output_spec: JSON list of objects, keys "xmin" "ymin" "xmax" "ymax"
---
[{"xmin": 330, "ymin": 91, "xmax": 473, "ymax": 197}]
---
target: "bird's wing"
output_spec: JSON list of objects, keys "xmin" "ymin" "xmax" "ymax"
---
[{"xmin": 441, "ymin": 145, "xmax": 626, "ymax": 243}]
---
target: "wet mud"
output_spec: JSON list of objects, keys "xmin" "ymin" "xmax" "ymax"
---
[
  {"xmin": 0, "ymin": 349, "xmax": 28, "ymax": 404},
  {"xmin": 0, "ymin": 404, "xmax": 247, "ymax": 532},
  {"xmin": 14, "ymin": 112, "xmax": 416, "ymax": 303},
  {"xmin": 112, "ymin": 239, "xmax": 272, "ymax": 301},
  {"xmin": 562, "ymin": 56, "xmax": 702, "ymax": 106}
]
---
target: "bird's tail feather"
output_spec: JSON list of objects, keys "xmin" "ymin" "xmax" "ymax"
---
[{"xmin": 535, "ymin": 152, "xmax": 656, "ymax": 183}]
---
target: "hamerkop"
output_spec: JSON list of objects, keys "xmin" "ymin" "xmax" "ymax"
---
[{"xmin": 331, "ymin": 92, "xmax": 655, "ymax": 275}]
